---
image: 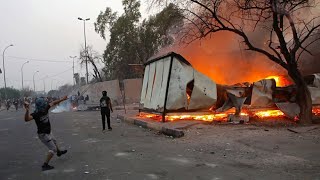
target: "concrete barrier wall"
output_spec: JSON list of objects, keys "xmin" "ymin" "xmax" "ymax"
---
[
  {"xmin": 123, "ymin": 78, "xmax": 142, "ymax": 104},
  {"xmin": 72, "ymin": 80, "xmax": 122, "ymax": 106},
  {"xmin": 71, "ymin": 78, "xmax": 142, "ymax": 106}
]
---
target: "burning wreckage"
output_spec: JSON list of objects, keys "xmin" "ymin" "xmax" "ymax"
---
[{"xmin": 139, "ymin": 52, "xmax": 320, "ymax": 123}]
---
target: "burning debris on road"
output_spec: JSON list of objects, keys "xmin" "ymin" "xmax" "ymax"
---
[{"xmin": 139, "ymin": 52, "xmax": 320, "ymax": 123}]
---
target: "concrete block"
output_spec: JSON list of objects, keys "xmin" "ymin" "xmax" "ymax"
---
[
  {"xmin": 161, "ymin": 127, "xmax": 184, "ymax": 138},
  {"xmin": 227, "ymin": 114, "xmax": 249, "ymax": 124},
  {"xmin": 134, "ymin": 120, "xmax": 148, "ymax": 128}
]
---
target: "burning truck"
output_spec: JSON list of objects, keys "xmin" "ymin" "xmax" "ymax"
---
[{"xmin": 139, "ymin": 52, "xmax": 320, "ymax": 122}]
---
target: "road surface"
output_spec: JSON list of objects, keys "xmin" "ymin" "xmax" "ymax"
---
[{"xmin": 0, "ymin": 108, "xmax": 320, "ymax": 180}]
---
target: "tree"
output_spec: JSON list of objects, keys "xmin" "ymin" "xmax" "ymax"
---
[
  {"xmin": 58, "ymin": 84, "xmax": 73, "ymax": 95},
  {"xmin": 21, "ymin": 87, "xmax": 33, "ymax": 97},
  {"xmin": 47, "ymin": 90, "xmax": 59, "ymax": 97},
  {"xmin": 95, "ymin": 0, "xmax": 142, "ymax": 80},
  {"xmin": 80, "ymin": 77, "xmax": 86, "ymax": 86},
  {"xmin": 137, "ymin": 3, "xmax": 183, "ymax": 62},
  {"xmin": 95, "ymin": 0, "xmax": 183, "ymax": 80},
  {"xmin": 0, "ymin": 87, "xmax": 21, "ymax": 99},
  {"xmin": 74, "ymin": 73, "xmax": 80, "ymax": 85},
  {"xmin": 79, "ymin": 46, "xmax": 103, "ymax": 82},
  {"xmin": 149, "ymin": 0, "xmax": 320, "ymax": 123}
]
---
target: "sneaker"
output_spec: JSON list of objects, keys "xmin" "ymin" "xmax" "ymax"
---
[
  {"xmin": 108, "ymin": 127, "xmax": 112, "ymax": 131},
  {"xmin": 57, "ymin": 150, "xmax": 67, "ymax": 157},
  {"xmin": 42, "ymin": 163, "xmax": 54, "ymax": 171}
]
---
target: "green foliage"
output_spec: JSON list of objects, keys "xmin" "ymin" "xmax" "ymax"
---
[
  {"xmin": 94, "ymin": 7, "xmax": 117, "ymax": 40},
  {"xmin": 0, "ymin": 87, "xmax": 21, "ymax": 99},
  {"xmin": 21, "ymin": 88, "xmax": 33, "ymax": 97},
  {"xmin": 47, "ymin": 90, "xmax": 59, "ymax": 97},
  {"xmin": 95, "ymin": 1, "xmax": 183, "ymax": 80},
  {"xmin": 138, "ymin": 3, "xmax": 183, "ymax": 62}
]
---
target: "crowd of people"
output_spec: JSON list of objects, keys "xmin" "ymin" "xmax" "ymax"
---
[
  {"xmin": 0, "ymin": 98, "xmax": 29, "ymax": 111},
  {"xmin": 70, "ymin": 93, "xmax": 89, "ymax": 109},
  {"xmin": 0, "ymin": 96, "xmax": 63, "ymax": 111}
]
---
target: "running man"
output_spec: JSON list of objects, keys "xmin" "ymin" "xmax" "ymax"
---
[
  {"xmin": 24, "ymin": 96, "xmax": 68, "ymax": 171},
  {"xmin": 100, "ymin": 91, "xmax": 113, "ymax": 131}
]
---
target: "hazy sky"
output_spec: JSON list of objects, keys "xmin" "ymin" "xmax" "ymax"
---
[{"xmin": 0, "ymin": 0, "xmax": 149, "ymax": 92}]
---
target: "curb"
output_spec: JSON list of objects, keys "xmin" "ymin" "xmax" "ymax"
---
[{"xmin": 117, "ymin": 114, "xmax": 184, "ymax": 138}]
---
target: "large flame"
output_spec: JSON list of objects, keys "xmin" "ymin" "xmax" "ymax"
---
[
  {"xmin": 140, "ymin": 107, "xmax": 320, "ymax": 122},
  {"xmin": 160, "ymin": 31, "xmax": 292, "ymax": 85}
]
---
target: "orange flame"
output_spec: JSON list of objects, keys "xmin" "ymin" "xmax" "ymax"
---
[
  {"xmin": 313, "ymin": 107, "xmax": 320, "ymax": 116},
  {"xmin": 265, "ymin": 76, "xmax": 292, "ymax": 87},
  {"xmin": 253, "ymin": 110, "xmax": 285, "ymax": 118},
  {"xmin": 139, "ymin": 112, "xmax": 248, "ymax": 122},
  {"xmin": 140, "ymin": 107, "xmax": 320, "ymax": 122}
]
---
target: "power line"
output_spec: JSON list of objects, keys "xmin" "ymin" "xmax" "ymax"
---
[
  {"xmin": 0, "ymin": 55, "xmax": 73, "ymax": 63},
  {"xmin": 38, "ymin": 67, "xmax": 74, "ymax": 80}
]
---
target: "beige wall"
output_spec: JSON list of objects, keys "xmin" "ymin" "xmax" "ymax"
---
[
  {"xmin": 71, "ymin": 79, "xmax": 142, "ymax": 106},
  {"xmin": 123, "ymin": 78, "xmax": 142, "ymax": 104},
  {"xmin": 72, "ymin": 80, "xmax": 122, "ymax": 105}
]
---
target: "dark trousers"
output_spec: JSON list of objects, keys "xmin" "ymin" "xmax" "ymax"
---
[{"xmin": 101, "ymin": 108, "xmax": 111, "ymax": 130}]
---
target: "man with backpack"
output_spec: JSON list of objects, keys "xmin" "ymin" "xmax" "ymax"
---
[{"xmin": 100, "ymin": 91, "xmax": 113, "ymax": 131}]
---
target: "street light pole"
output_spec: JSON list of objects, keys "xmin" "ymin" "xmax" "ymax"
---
[
  {"xmin": 2, "ymin": 44, "xmax": 13, "ymax": 99},
  {"xmin": 78, "ymin": 17, "xmax": 90, "ymax": 84},
  {"xmin": 70, "ymin": 56, "xmax": 77, "ymax": 86},
  {"xmin": 43, "ymin": 79, "xmax": 46, "ymax": 92},
  {"xmin": 21, "ymin": 61, "xmax": 29, "ymax": 89},
  {"xmin": 33, "ymin": 71, "xmax": 39, "ymax": 92}
]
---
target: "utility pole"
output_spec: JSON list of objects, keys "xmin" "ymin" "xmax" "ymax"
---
[
  {"xmin": 78, "ymin": 17, "xmax": 90, "ymax": 84},
  {"xmin": 70, "ymin": 56, "xmax": 77, "ymax": 86},
  {"xmin": 33, "ymin": 71, "xmax": 39, "ymax": 92},
  {"xmin": 43, "ymin": 79, "xmax": 46, "ymax": 93}
]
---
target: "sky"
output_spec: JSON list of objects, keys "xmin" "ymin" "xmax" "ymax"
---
[{"xmin": 0, "ymin": 0, "xmax": 149, "ymax": 92}]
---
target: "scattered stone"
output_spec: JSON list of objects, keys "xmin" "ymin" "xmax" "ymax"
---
[
  {"xmin": 146, "ymin": 174, "xmax": 159, "ymax": 180},
  {"xmin": 195, "ymin": 163, "xmax": 206, "ymax": 167},
  {"xmin": 84, "ymin": 171, "xmax": 90, "ymax": 174},
  {"xmin": 264, "ymin": 129, "xmax": 269, "ymax": 131},
  {"xmin": 206, "ymin": 163, "xmax": 217, "ymax": 168},
  {"xmin": 227, "ymin": 115, "xmax": 249, "ymax": 124},
  {"xmin": 287, "ymin": 128, "xmax": 299, "ymax": 133},
  {"xmin": 63, "ymin": 169, "xmax": 75, "ymax": 173},
  {"xmin": 210, "ymin": 152, "xmax": 215, "ymax": 154},
  {"xmin": 115, "ymin": 152, "xmax": 129, "ymax": 157}
]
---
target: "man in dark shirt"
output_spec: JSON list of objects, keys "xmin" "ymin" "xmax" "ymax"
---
[
  {"xmin": 24, "ymin": 96, "xmax": 68, "ymax": 171},
  {"xmin": 100, "ymin": 91, "xmax": 113, "ymax": 131}
]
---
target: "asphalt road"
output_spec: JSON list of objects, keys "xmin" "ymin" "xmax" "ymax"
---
[{"xmin": 0, "ymin": 108, "xmax": 320, "ymax": 180}]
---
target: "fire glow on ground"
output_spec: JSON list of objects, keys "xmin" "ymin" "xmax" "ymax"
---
[{"xmin": 139, "ymin": 107, "xmax": 320, "ymax": 122}]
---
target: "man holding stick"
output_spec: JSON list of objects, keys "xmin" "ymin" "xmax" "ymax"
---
[{"xmin": 24, "ymin": 96, "xmax": 68, "ymax": 171}]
